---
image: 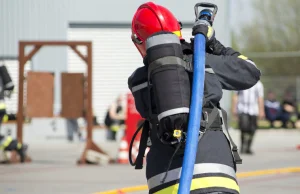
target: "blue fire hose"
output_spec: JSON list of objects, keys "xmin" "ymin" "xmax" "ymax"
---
[{"xmin": 178, "ymin": 33, "xmax": 206, "ymax": 193}]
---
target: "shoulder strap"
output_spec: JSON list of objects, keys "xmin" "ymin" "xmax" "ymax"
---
[
  {"xmin": 129, "ymin": 120, "xmax": 150, "ymax": 170},
  {"xmin": 221, "ymin": 108, "xmax": 243, "ymax": 164}
]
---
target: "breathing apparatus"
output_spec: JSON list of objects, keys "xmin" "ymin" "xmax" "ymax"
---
[{"xmin": 166, "ymin": 2, "xmax": 219, "ymax": 147}]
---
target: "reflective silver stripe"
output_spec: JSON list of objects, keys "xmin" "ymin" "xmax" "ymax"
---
[
  {"xmin": 148, "ymin": 56, "xmax": 186, "ymax": 72},
  {"xmin": 147, "ymin": 163, "xmax": 237, "ymax": 190},
  {"xmin": 205, "ymin": 68, "xmax": 215, "ymax": 74},
  {"xmin": 5, "ymin": 82, "xmax": 14, "ymax": 89},
  {"xmin": 146, "ymin": 33, "xmax": 180, "ymax": 50},
  {"xmin": 246, "ymin": 59, "xmax": 257, "ymax": 67},
  {"xmin": 158, "ymin": 107, "xmax": 189, "ymax": 121},
  {"xmin": 132, "ymin": 82, "xmax": 148, "ymax": 93},
  {"xmin": 219, "ymin": 109, "xmax": 225, "ymax": 130}
]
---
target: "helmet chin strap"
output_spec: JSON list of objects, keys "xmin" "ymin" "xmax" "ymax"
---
[{"xmin": 134, "ymin": 43, "xmax": 146, "ymax": 58}]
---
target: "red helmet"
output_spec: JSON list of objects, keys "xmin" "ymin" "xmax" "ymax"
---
[{"xmin": 131, "ymin": 2, "xmax": 182, "ymax": 57}]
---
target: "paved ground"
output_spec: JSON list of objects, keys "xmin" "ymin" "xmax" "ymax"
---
[{"xmin": 0, "ymin": 129, "xmax": 300, "ymax": 194}]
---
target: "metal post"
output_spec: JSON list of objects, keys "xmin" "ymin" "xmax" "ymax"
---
[
  {"xmin": 86, "ymin": 43, "xmax": 93, "ymax": 141},
  {"xmin": 17, "ymin": 43, "xmax": 25, "ymax": 143}
]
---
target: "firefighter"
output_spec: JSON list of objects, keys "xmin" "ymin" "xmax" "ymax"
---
[
  {"xmin": 0, "ymin": 134, "xmax": 27, "ymax": 163},
  {"xmin": 128, "ymin": 2, "xmax": 261, "ymax": 194},
  {"xmin": 0, "ymin": 63, "xmax": 27, "ymax": 163},
  {"xmin": 0, "ymin": 63, "xmax": 14, "ymax": 129}
]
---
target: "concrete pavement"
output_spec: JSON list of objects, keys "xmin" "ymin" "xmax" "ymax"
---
[{"xmin": 0, "ymin": 129, "xmax": 299, "ymax": 194}]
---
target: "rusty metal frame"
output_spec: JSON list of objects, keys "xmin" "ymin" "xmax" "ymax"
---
[{"xmin": 18, "ymin": 41, "xmax": 110, "ymax": 164}]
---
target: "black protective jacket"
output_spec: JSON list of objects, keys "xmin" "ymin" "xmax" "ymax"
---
[
  {"xmin": 145, "ymin": 40, "xmax": 261, "ymax": 194},
  {"xmin": 129, "ymin": 37, "xmax": 261, "ymax": 194},
  {"xmin": 181, "ymin": 40, "xmax": 261, "ymax": 106}
]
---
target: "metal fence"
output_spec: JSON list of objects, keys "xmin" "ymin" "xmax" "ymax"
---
[{"xmin": 261, "ymin": 75, "xmax": 300, "ymax": 105}]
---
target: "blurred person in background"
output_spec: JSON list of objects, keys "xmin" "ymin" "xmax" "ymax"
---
[
  {"xmin": 0, "ymin": 134, "xmax": 28, "ymax": 163},
  {"xmin": 264, "ymin": 91, "xmax": 281, "ymax": 128},
  {"xmin": 66, "ymin": 118, "xmax": 82, "ymax": 142},
  {"xmin": 104, "ymin": 94, "xmax": 126, "ymax": 141},
  {"xmin": 232, "ymin": 80, "xmax": 265, "ymax": 155},
  {"xmin": 280, "ymin": 91, "xmax": 298, "ymax": 128},
  {"xmin": 0, "ymin": 63, "xmax": 14, "ymax": 131},
  {"xmin": 0, "ymin": 62, "xmax": 27, "ymax": 163}
]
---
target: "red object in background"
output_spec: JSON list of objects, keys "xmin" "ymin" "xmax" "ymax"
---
[{"xmin": 125, "ymin": 92, "xmax": 143, "ymax": 147}]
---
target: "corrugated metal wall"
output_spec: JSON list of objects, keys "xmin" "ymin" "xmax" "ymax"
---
[
  {"xmin": 0, "ymin": 0, "xmax": 230, "ymax": 57},
  {"xmin": 0, "ymin": 0, "xmax": 70, "ymax": 112},
  {"xmin": 67, "ymin": 0, "xmax": 230, "ymax": 45},
  {"xmin": 0, "ymin": 0, "xmax": 231, "ymax": 115}
]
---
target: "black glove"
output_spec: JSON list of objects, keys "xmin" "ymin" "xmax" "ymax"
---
[
  {"xmin": 208, "ymin": 38, "xmax": 242, "ymax": 56},
  {"xmin": 207, "ymin": 38, "xmax": 226, "ymax": 55},
  {"xmin": 192, "ymin": 20, "xmax": 215, "ymax": 46}
]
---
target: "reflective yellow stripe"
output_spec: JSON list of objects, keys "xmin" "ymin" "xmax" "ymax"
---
[
  {"xmin": 148, "ymin": 163, "xmax": 237, "ymax": 189},
  {"xmin": 207, "ymin": 26, "xmax": 214, "ymax": 39},
  {"xmin": 110, "ymin": 125, "xmax": 120, "ymax": 132},
  {"xmin": 17, "ymin": 142, "xmax": 22, "ymax": 149},
  {"xmin": 172, "ymin": 31, "xmax": 182, "ymax": 37},
  {"xmin": 0, "ymin": 102, "xmax": 6, "ymax": 110},
  {"xmin": 0, "ymin": 136, "xmax": 13, "ymax": 150},
  {"xmin": 154, "ymin": 176, "xmax": 240, "ymax": 194},
  {"xmin": 3, "ymin": 114, "xmax": 9, "ymax": 122},
  {"xmin": 3, "ymin": 137, "xmax": 12, "ymax": 147},
  {"xmin": 238, "ymin": 55, "xmax": 248, "ymax": 60}
]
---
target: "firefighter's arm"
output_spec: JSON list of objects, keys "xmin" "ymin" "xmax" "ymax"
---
[
  {"xmin": 257, "ymin": 81, "xmax": 265, "ymax": 119},
  {"xmin": 258, "ymin": 96, "xmax": 265, "ymax": 119},
  {"xmin": 206, "ymin": 53, "xmax": 261, "ymax": 91}
]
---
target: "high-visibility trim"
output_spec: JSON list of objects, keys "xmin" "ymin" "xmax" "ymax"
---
[
  {"xmin": 238, "ymin": 55, "xmax": 248, "ymax": 60},
  {"xmin": 154, "ymin": 176, "xmax": 240, "ymax": 194},
  {"xmin": 146, "ymin": 33, "xmax": 180, "ymax": 49},
  {"xmin": 0, "ymin": 102, "xmax": 6, "ymax": 110},
  {"xmin": 5, "ymin": 82, "xmax": 14, "ymax": 89},
  {"xmin": 148, "ymin": 163, "xmax": 236, "ymax": 190},
  {"xmin": 0, "ymin": 136, "xmax": 12, "ymax": 150},
  {"xmin": 238, "ymin": 54, "xmax": 258, "ymax": 68},
  {"xmin": 172, "ymin": 31, "xmax": 182, "ymax": 37},
  {"xmin": 207, "ymin": 26, "xmax": 214, "ymax": 39},
  {"xmin": 132, "ymin": 82, "xmax": 148, "ymax": 92},
  {"xmin": 17, "ymin": 143, "xmax": 22, "ymax": 150},
  {"xmin": 149, "ymin": 57, "xmax": 187, "ymax": 71},
  {"xmin": 245, "ymin": 59, "xmax": 257, "ymax": 67},
  {"xmin": 2, "ymin": 114, "xmax": 8, "ymax": 122},
  {"xmin": 157, "ymin": 107, "xmax": 189, "ymax": 121},
  {"xmin": 205, "ymin": 68, "xmax": 215, "ymax": 74},
  {"xmin": 238, "ymin": 55, "xmax": 258, "ymax": 69}
]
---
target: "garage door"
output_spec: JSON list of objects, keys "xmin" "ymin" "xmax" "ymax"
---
[{"xmin": 67, "ymin": 26, "xmax": 193, "ymax": 123}]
